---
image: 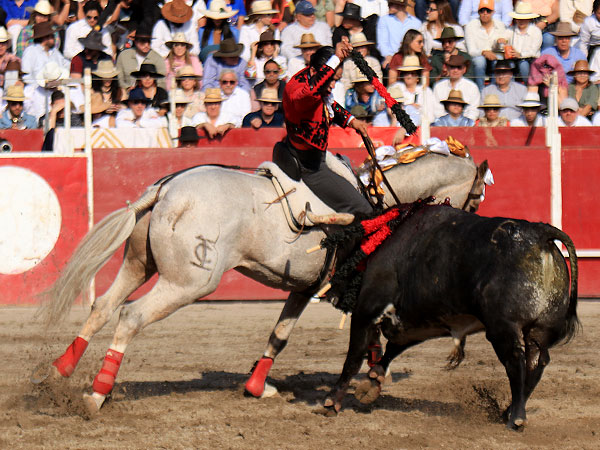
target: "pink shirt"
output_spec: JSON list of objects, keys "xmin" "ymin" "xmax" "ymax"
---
[{"xmin": 165, "ymin": 55, "xmax": 203, "ymax": 91}]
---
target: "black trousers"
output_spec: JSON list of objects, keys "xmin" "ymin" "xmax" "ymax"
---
[{"xmin": 273, "ymin": 139, "xmax": 373, "ymax": 216}]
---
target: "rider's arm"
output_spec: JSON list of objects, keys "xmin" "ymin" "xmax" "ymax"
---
[{"xmin": 286, "ymin": 56, "xmax": 340, "ymax": 111}]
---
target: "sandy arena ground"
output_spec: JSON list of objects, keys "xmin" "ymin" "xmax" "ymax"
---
[{"xmin": 0, "ymin": 300, "xmax": 598, "ymax": 449}]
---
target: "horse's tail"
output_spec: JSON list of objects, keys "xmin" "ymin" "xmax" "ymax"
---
[{"xmin": 39, "ymin": 183, "xmax": 164, "ymax": 325}]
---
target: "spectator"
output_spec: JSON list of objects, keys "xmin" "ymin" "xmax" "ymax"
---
[
  {"xmin": 341, "ymin": 32, "xmax": 382, "ymax": 90},
  {"xmin": 433, "ymin": 53, "xmax": 480, "ymax": 120},
  {"xmin": 197, "ymin": 0, "xmax": 239, "ymax": 63},
  {"xmin": 348, "ymin": 0, "xmax": 388, "ymax": 60},
  {"xmin": 464, "ymin": 0, "xmax": 506, "ymax": 90},
  {"xmin": 219, "ymin": 68, "xmax": 251, "ymax": 127},
  {"xmin": 239, "ymin": 0, "xmax": 279, "ymax": 62},
  {"xmin": 577, "ymin": 0, "xmax": 600, "ymax": 59},
  {"xmin": 90, "ymin": 92, "xmax": 115, "ymax": 128},
  {"xmin": 1, "ymin": 0, "xmax": 36, "ymax": 52},
  {"xmin": 202, "ymin": 38, "xmax": 250, "ymax": 92},
  {"xmin": 161, "ymin": 88, "xmax": 193, "ymax": 129},
  {"xmin": 251, "ymin": 58, "xmax": 286, "ymax": 111},
  {"xmin": 429, "ymin": 27, "xmax": 473, "ymax": 86},
  {"xmin": 271, "ymin": 0, "xmax": 294, "ymax": 29},
  {"xmin": 0, "ymin": 26, "xmax": 20, "ymax": 87},
  {"xmin": 374, "ymin": 84, "xmax": 421, "ymax": 127},
  {"xmin": 286, "ymin": 32, "xmax": 321, "ymax": 79},
  {"xmin": 246, "ymin": 30, "xmax": 287, "ymax": 83},
  {"xmin": 559, "ymin": 0, "xmax": 592, "ymax": 35},
  {"xmin": 152, "ymin": 0, "xmax": 199, "ymax": 58},
  {"xmin": 332, "ymin": 3, "xmax": 365, "ymax": 47},
  {"xmin": 40, "ymin": 90, "xmax": 82, "ymax": 150},
  {"xmin": 70, "ymin": 30, "xmax": 111, "ymax": 78},
  {"xmin": 376, "ymin": 0, "xmax": 422, "ymax": 68},
  {"xmin": 178, "ymin": 125, "xmax": 201, "ymax": 147},
  {"xmin": 176, "ymin": 64, "xmax": 204, "ymax": 118},
  {"xmin": 388, "ymin": 29, "xmax": 431, "ymax": 85},
  {"xmin": 164, "ymin": 32, "xmax": 203, "ymax": 91},
  {"xmin": 481, "ymin": 59, "xmax": 527, "ymax": 121},
  {"xmin": 21, "ymin": 21, "xmax": 68, "ymax": 85},
  {"xmin": 558, "ymin": 97, "xmax": 592, "ymax": 126},
  {"xmin": 458, "ymin": 0, "xmax": 513, "ymax": 27},
  {"xmin": 528, "ymin": 54, "xmax": 567, "ymax": 102},
  {"xmin": 92, "ymin": 60, "xmax": 124, "ymax": 113},
  {"xmin": 0, "ymin": 84, "xmax": 36, "ymax": 128},
  {"xmin": 131, "ymin": 63, "xmax": 168, "ymax": 109},
  {"xmin": 504, "ymin": 2, "xmax": 542, "ymax": 81},
  {"xmin": 432, "ymin": 89, "xmax": 475, "ymax": 125},
  {"xmin": 15, "ymin": 0, "xmax": 59, "ymax": 58},
  {"xmin": 511, "ymin": 91, "xmax": 546, "ymax": 126},
  {"xmin": 475, "ymin": 93, "xmax": 509, "ymax": 126},
  {"xmin": 63, "ymin": 1, "xmax": 113, "ymax": 60},
  {"xmin": 344, "ymin": 66, "xmax": 385, "ymax": 119},
  {"xmin": 541, "ymin": 22, "xmax": 586, "ymax": 83},
  {"xmin": 210, "ymin": 0, "xmax": 247, "ymax": 28},
  {"xmin": 567, "ymin": 59, "xmax": 599, "ymax": 118},
  {"xmin": 530, "ymin": 0, "xmax": 559, "ymax": 51},
  {"xmin": 280, "ymin": 0, "xmax": 332, "ymax": 61},
  {"xmin": 349, "ymin": 104, "xmax": 374, "ymax": 124},
  {"xmin": 116, "ymin": 24, "xmax": 167, "ymax": 90},
  {"xmin": 390, "ymin": 54, "xmax": 435, "ymax": 124},
  {"xmin": 311, "ymin": 0, "xmax": 335, "ymax": 27},
  {"xmin": 421, "ymin": 0, "xmax": 464, "ymax": 56},
  {"xmin": 191, "ymin": 87, "xmax": 237, "ymax": 138},
  {"xmin": 242, "ymin": 87, "xmax": 284, "ymax": 128},
  {"xmin": 116, "ymin": 87, "xmax": 164, "ymax": 127}
]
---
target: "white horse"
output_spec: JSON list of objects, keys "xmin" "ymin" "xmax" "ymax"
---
[{"xmin": 35, "ymin": 151, "xmax": 489, "ymax": 414}]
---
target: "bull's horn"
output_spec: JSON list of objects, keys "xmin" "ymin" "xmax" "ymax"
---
[{"xmin": 306, "ymin": 210, "xmax": 355, "ymax": 225}]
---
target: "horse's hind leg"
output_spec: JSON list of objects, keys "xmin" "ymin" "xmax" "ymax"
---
[
  {"xmin": 245, "ymin": 291, "xmax": 312, "ymax": 398},
  {"xmin": 50, "ymin": 213, "xmax": 156, "ymax": 379}
]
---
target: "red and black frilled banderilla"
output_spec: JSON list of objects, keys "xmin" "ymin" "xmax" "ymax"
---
[{"xmin": 349, "ymin": 49, "xmax": 417, "ymax": 135}]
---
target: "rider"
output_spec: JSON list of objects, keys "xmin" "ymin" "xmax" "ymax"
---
[{"xmin": 273, "ymin": 38, "xmax": 373, "ymax": 216}]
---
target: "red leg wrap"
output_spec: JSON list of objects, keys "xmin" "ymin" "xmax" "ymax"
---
[
  {"xmin": 52, "ymin": 336, "xmax": 89, "ymax": 377},
  {"xmin": 92, "ymin": 349, "xmax": 124, "ymax": 396},
  {"xmin": 245, "ymin": 357, "xmax": 273, "ymax": 397},
  {"xmin": 367, "ymin": 344, "xmax": 382, "ymax": 368}
]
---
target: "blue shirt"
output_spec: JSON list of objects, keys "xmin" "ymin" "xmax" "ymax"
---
[
  {"xmin": 344, "ymin": 89, "xmax": 385, "ymax": 116},
  {"xmin": 0, "ymin": 109, "xmax": 38, "ymax": 129},
  {"xmin": 242, "ymin": 110, "xmax": 284, "ymax": 128},
  {"xmin": 542, "ymin": 46, "xmax": 587, "ymax": 83},
  {"xmin": 0, "ymin": 0, "xmax": 36, "ymax": 21},
  {"xmin": 202, "ymin": 54, "xmax": 250, "ymax": 92},
  {"xmin": 458, "ymin": 0, "xmax": 513, "ymax": 27},
  {"xmin": 376, "ymin": 13, "xmax": 422, "ymax": 57},
  {"xmin": 432, "ymin": 114, "xmax": 474, "ymax": 127}
]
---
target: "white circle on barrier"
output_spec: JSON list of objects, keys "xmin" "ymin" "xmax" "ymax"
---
[{"xmin": 0, "ymin": 166, "xmax": 62, "ymax": 274}]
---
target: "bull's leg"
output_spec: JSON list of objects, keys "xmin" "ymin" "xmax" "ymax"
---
[
  {"xmin": 486, "ymin": 326, "xmax": 527, "ymax": 431},
  {"xmin": 523, "ymin": 340, "xmax": 550, "ymax": 404},
  {"xmin": 245, "ymin": 291, "xmax": 312, "ymax": 398}
]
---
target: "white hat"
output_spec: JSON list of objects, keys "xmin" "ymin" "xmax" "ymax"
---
[
  {"xmin": 38, "ymin": 61, "xmax": 69, "ymax": 88},
  {"xmin": 509, "ymin": 2, "xmax": 539, "ymax": 20},
  {"xmin": 201, "ymin": 0, "xmax": 237, "ymax": 20},
  {"xmin": 388, "ymin": 86, "xmax": 404, "ymax": 103},
  {"xmin": 559, "ymin": 97, "xmax": 579, "ymax": 112},
  {"xmin": 249, "ymin": 0, "xmax": 278, "ymax": 15},
  {"xmin": 0, "ymin": 27, "xmax": 10, "ymax": 43},
  {"xmin": 26, "ymin": 0, "xmax": 56, "ymax": 16},
  {"xmin": 172, "ymin": 88, "xmax": 191, "ymax": 104},
  {"xmin": 349, "ymin": 32, "xmax": 374, "ymax": 47},
  {"xmin": 398, "ymin": 54, "xmax": 424, "ymax": 71},
  {"xmin": 518, "ymin": 92, "xmax": 542, "ymax": 108},
  {"xmin": 350, "ymin": 67, "xmax": 369, "ymax": 83}
]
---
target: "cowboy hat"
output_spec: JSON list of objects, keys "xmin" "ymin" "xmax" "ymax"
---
[
  {"xmin": 0, "ymin": 27, "xmax": 10, "ymax": 43},
  {"xmin": 131, "ymin": 63, "xmax": 165, "ymax": 78},
  {"xmin": 38, "ymin": 61, "xmax": 69, "ymax": 88},
  {"xmin": 494, "ymin": 59, "xmax": 516, "ymax": 71},
  {"xmin": 248, "ymin": 0, "xmax": 278, "ymax": 16},
  {"xmin": 336, "ymin": 3, "xmax": 362, "ymax": 21},
  {"xmin": 90, "ymin": 92, "xmax": 111, "ymax": 114},
  {"xmin": 78, "ymin": 30, "xmax": 106, "ymax": 51},
  {"xmin": 446, "ymin": 54, "xmax": 468, "ymax": 67},
  {"xmin": 176, "ymin": 64, "xmax": 201, "ymax": 78},
  {"xmin": 434, "ymin": 27, "xmax": 464, "ymax": 42},
  {"xmin": 166, "ymin": 32, "xmax": 192, "ymax": 48},
  {"xmin": 518, "ymin": 92, "xmax": 543, "ymax": 108},
  {"xmin": 257, "ymin": 30, "xmax": 281, "ymax": 46},
  {"xmin": 478, "ymin": 94, "xmax": 504, "ymax": 108},
  {"xmin": 567, "ymin": 59, "xmax": 595, "ymax": 75},
  {"xmin": 32, "ymin": 22, "xmax": 56, "ymax": 40},
  {"xmin": 26, "ymin": 0, "xmax": 56, "ymax": 16},
  {"xmin": 509, "ymin": 1, "xmax": 539, "ymax": 19},
  {"xmin": 202, "ymin": 0, "xmax": 238, "ymax": 20},
  {"xmin": 3, "ymin": 85, "xmax": 25, "ymax": 101},
  {"xmin": 204, "ymin": 88, "xmax": 224, "ymax": 103},
  {"xmin": 134, "ymin": 24, "xmax": 154, "ymax": 40},
  {"xmin": 349, "ymin": 32, "xmax": 373, "ymax": 47},
  {"xmin": 388, "ymin": 86, "xmax": 404, "ymax": 103},
  {"xmin": 161, "ymin": 0, "xmax": 193, "ymax": 23},
  {"xmin": 213, "ymin": 38, "xmax": 244, "ymax": 57},
  {"xmin": 550, "ymin": 22, "xmax": 578, "ymax": 37},
  {"xmin": 179, "ymin": 126, "xmax": 202, "ymax": 142},
  {"xmin": 398, "ymin": 55, "xmax": 424, "ymax": 71},
  {"xmin": 441, "ymin": 89, "xmax": 468, "ymax": 104},
  {"xmin": 294, "ymin": 33, "xmax": 321, "ymax": 48},
  {"xmin": 92, "ymin": 60, "xmax": 119, "ymax": 78},
  {"xmin": 350, "ymin": 67, "xmax": 369, "ymax": 83},
  {"xmin": 257, "ymin": 87, "xmax": 282, "ymax": 103}
]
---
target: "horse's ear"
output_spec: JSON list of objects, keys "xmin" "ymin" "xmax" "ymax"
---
[{"xmin": 478, "ymin": 160, "xmax": 489, "ymax": 178}]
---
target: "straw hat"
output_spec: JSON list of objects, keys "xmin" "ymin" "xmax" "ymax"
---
[
  {"xmin": 92, "ymin": 60, "xmax": 119, "ymax": 78},
  {"xmin": 166, "ymin": 32, "xmax": 192, "ymax": 49},
  {"xmin": 388, "ymin": 86, "xmax": 404, "ymax": 103},
  {"xmin": 161, "ymin": 0, "xmax": 193, "ymax": 23},
  {"xmin": 349, "ymin": 32, "xmax": 373, "ymax": 47},
  {"xmin": 3, "ymin": 85, "xmax": 25, "ymax": 101},
  {"xmin": 509, "ymin": 2, "xmax": 539, "ymax": 19},
  {"xmin": 26, "ymin": 0, "xmax": 56, "ymax": 16},
  {"xmin": 204, "ymin": 88, "xmax": 224, "ymax": 103},
  {"xmin": 172, "ymin": 88, "xmax": 192, "ymax": 104},
  {"xmin": 350, "ymin": 67, "xmax": 369, "ymax": 83},
  {"xmin": 248, "ymin": 0, "xmax": 278, "ymax": 15},
  {"xmin": 518, "ymin": 92, "xmax": 542, "ymax": 108},
  {"xmin": 550, "ymin": 22, "xmax": 578, "ymax": 37},
  {"xmin": 0, "ymin": 27, "xmax": 11, "ymax": 43},
  {"xmin": 441, "ymin": 89, "xmax": 468, "ymax": 104},
  {"xmin": 294, "ymin": 33, "xmax": 321, "ymax": 48},
  {"xmin": 202, "ymin": 0, "xmax": 237, "ymax": 20},
  {"xmin": 567, "ymin": 59, "xmax": 595, "ymax": 75},
  {"xmin": 90, "ymin": 92, "xmax": 111, "ymax": 114},
  {"xmin": 38, "ymin": 61, "xmax": 69, "ymax": 88},
  {"xmin": 213, "ymin": 38, "xmax": 244, "ymax": 57},
  {"xmin": 398, "ymin": 55, "xmax": 424, "ymax": 71},
  {"xmin": 176, "ymin": 64, "xmax": 201, "ymax": 78},
  {"xmin": 257, "ymin": 87, "xmax": 281, "ymax": 103},
  {"xmin": 478, "ymin": 94, "xmax": 504, "ymax": 108}
]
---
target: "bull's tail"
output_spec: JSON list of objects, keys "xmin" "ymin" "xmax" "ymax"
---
[
  {"xmin": 39, "ymin": 183, "xmax": 165, "ymax": 326},
  {"xmin": 541, "ymin": 224, "xmax": 580, "ymax": 343}
]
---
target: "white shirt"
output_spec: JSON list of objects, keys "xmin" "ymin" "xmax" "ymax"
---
[
  {"xmin": 577, "ymin": 15, "xmax": 600, "ymax": 57},
  {"xmin": 433, "ymin": 77, "xmax": 481, "ymax": 121},
  {"xmin": 21, "ymin": 44, "xmax": 69, "ymax": 85},
  {"xmin": 390, "ymin": 81, "xmax": 436, "ymax": 123},
  {"xmin": 280, "ymin": 21, "xmax": 332, "ymax": 61},
  {"xmin": 191, "ymin": 108, "xmax": 238, "ymax": 127},
  {"xmin": 286, "ymin": 55, "xmax": 308, "ymax": 79},
  {"xmin": 92, "ymin": 115, "xmax": 115, "ymax": 128},
  {"xmin": 351, "ymin": 0, "xmax": 389, "ymax": 18},
  {"xmin": 505, "ymin": 24, "xmax": 542, "ymax": 59},
  {"xmin": 24, "ymin": 84, "xmax": 85, "ymax": 122},
  {"xmin": 239, "ymin": 23, "xmax": 281, "ymax": 62},
  {"xmin": 464, "ymin": 18, "xmax": 506, "ymax": 58},
  {"xmin": 246, "ymin": 55, "xmax": 288, "ymax": 84},
  {"xmin": 559, "ymin": 115, "xmax": 592, "ymax": 127},
  {"xmin": 510, "ymin": 114, "xmax": 546, "ymax": 127},
  {"xmin": 152, "ymin": 19, "xmax": 200, "ymax": 57},
  {"xmin": 63, "ymin": 19, "xmax": 114, "ymax": 60},
  {"xmin": 116, "ymin": 107, "xmax": 164, "ymax": 128},
  {"xmin": 221, "ymin": 87, "xmax": 251, "ymax": 128},
  {"xmin": 420, "ymin": 23, "xmax": 466, "ymax": 56}
]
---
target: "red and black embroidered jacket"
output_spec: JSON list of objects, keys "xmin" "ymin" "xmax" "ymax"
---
[{"xmin": 283, "ymin": 59, "xmax": 352, "ymax": 152}]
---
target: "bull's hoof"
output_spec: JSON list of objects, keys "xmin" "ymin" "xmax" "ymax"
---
[
  {"xmin": 82, "ymin": 393, "xmax": 104, "ymax": 417},
  {"xmin": 354, "ymin": 377, "xmax": 382, "ymax": 404},
  {"xmin": 445, "ymin": 346, "xmax": 465, "ymax": 370},
  {"xmin": 30, "ymin": 363, "xmax": 62, "ymax": 385},
  {"xmin": 502, "ymin": 406, "xmax": 527, "ymax": 431}
]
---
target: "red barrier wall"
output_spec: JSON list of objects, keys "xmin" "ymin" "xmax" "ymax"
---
[{"xmin": 0, "ymin": 129, "xmax": 45, "ymax": 151}]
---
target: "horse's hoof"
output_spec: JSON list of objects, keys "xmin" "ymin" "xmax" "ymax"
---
[
  {"xmin": 260, "ymin": 382, "xmax": 278, "ymax": 398},
  {"xmin": 354, "ymin": 377, "xmax": 382, "ymax": 404},
  {"xmin": 315, "ymin": 398, "xmax": 339, "ymax": 417},
  {"xmin": 30, "ymin": 363, "xmax": 62, "ymax": 385},
  {"xmin": 82, "ymin": 393, "xmax": 104, "ymax": 417}
]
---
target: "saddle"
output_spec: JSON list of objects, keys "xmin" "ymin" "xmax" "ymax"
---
[{"xmin": 258, "ymin": 152, "xmax": 360, "ymax": 233}]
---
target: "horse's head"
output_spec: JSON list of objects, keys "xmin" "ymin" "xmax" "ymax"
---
[{"xmin": 462, "ymin": 160, "xmax": 490, "ymax": 213}]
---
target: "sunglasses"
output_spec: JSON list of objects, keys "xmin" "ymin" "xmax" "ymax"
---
[
  {"xmin": 264, "ymin": 70, "xmax": 279, "ymax": 74},
  {"xmin": 220, "ymin": 80, "xmax": 236, "ymax": 85},
  {"xmin": 478, "ymin": 8, "xmax": 493, "ymax": 13},
  {"xmin": 262, "ymin": 101, "xmax": 278, "ymax": 106},
  {"xmin": 130, "ymin": 99, "xmax": 147, "ymax": 105},
  {"xmin": 427, "ymin": 7, "xmax": 438, "ymax": 11},
  {"xmin": 86, "ymin": 15, "xmax": 99, "ymax": 20},
  {"xmin": 448, "ymin": 65, "xmax": 464, "ymax": 69}
]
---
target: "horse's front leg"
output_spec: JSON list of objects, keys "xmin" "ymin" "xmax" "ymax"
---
[{"xmin": 245, "ymin": 290, "xmax": 312, "ymax": 397}]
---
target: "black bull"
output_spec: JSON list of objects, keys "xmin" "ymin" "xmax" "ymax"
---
[{"xmin": 323, "ymin": 205, "xmax": 579, "ymax": 431}]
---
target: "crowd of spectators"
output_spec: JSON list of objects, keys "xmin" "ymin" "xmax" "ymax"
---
[{"xmin": 1, "ymin": 0, "xmax": 600, "ymax": 147}]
